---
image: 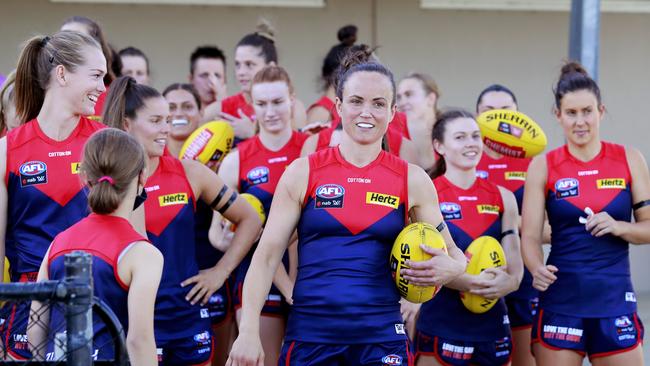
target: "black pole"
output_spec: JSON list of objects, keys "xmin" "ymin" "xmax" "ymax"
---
[
  {"xmin": 64, "ymin": 251, "xmax": 94, "ymax": 366},
  {"xmin": 569, "ymin": 0, "xmax": 601, "ymax": 80}
]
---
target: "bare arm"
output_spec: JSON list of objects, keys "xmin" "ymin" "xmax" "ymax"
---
[
  {"xmin": 521, "ymin": 155, "xmax": 558, "ymax": 291},
  {"xmin": 398, "ymin": 137, "xmax": 420, "ymax": 165},
  {"xmin": 469, "ymin": 187, "xmax": 523, "ymax": 299},
  {"xmin": 300, "ymin": 134, "xmax": 319, "ymax": 157},
  {"xmin": 181, "ymin": 159, "xmax": 262, "ymax": 305},
  {"xmin": 400, "ymin": 165, "xmax": 466, "ymax": 287},
  {"xmin": 28, "ymin": 247, "xmax": 51, "ymax": 360},
  {"xmin": 291, "ymin": 98, "xmax": 307, "ymax": 130},
  {"xmin": 306, "ymin": 105, "xmax": 332, "ymax": 125},
  {"xmin": 119, "ymin": 242, "xmax": 163, "ymax": 366},
  {"xmin": 228, "ymin": 158, "xmax": 308, "ymax": 366},
  {"xmin": 585, "ymin": 147, "xmax": 650, "ymax": 243}
]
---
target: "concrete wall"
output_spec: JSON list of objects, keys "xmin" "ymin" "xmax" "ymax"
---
[{"xmin": 2, "ymin": 0, "xmax": 650, "ymax": 291}]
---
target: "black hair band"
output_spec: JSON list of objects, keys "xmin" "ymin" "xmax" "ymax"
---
[
  {"xmin": 633, "ymin": 199, "xmax": 650, "ymax": 211},
  {"xmin": 436, "ymin": 222, "xmax": 446, "ymax": 233},
  {"xmin": 217, "ymin": 191, "xmax": 238, "ymax": 214},
  {"xmin": 501, "ymin": 229, "xmax": 518, "ymax": 238},
  {"xmin": 210, "ymin": 185, "xmax": 229, "ymax": 210}
]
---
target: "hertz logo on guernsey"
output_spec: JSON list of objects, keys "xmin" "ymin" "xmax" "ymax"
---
[
  {"xmin": 477, "ymin": 204, "xmax": 500, "ymax": 214},
  {"xmin": 366, "ymin": 192, "xmax": 400, "ymax": 209},
  {"xmin": 159, "ymin": 193, "xmax": 189, "ymax": 207},
  {"xmin": 597, "ymin": 178, "xmax": 626, "ymax": 189},
  {"xmin": 70, "ymin": 162, "xmax": 80, "ymax": 174},
  {"xmin": 505, "ymin": 171, "xmax": 526, "ymax": 181}
]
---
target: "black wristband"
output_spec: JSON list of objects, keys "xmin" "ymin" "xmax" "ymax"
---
[
  {"xmin": 436, "ymin": 221, "xmax": 446, "ymax": 233},
  {"xmin": 632, "ymin": 199, "xmax": 650, "ymax": 211},
  {"xmin": 501, "ymin": 229, "xmax": 518, "ymax": 238},
  {"xmin": 210, "ymin": 185, "xmax": 229, "ymax": 210}
]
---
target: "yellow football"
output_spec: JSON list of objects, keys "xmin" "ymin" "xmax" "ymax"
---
[
  {"xmin": 390, "ymin": 222, "xmax": 448, "ymax": 303},
  {"xmin": 460, "ymin": 236, "xmax": 507, "ymax": 314},
  {"xmin": 476, "ymin": 109, "xmax": 547, "ymax": 159},
  {"xmin": 179, "ymin": 120, "xmax": 234, "ymax": 169},
  {"xmin": 240, "ymin": 193, "xmax": 266, "ymax": 225}
]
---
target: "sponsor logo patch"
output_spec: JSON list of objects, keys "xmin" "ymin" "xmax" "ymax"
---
[
  {"xmin": 366, "ymin": 192, "xmax": 399, "ymax": 209},
  {"xmin": 555, "ymin": 178, "xmax": 579, "ymax": 199},
  {"xmin": 505, "ymin": 171, "xmax": 526, "ymax": 181},
  {"xmin": 477, "ymin": 204, "xmax": 500, "ymax": 215},
  {"xmin": 382, "ymin": 354, "xmax": 403, "ymax": 365},
  {"xmin": 246, "ymin": 166, "xmax": 269, "ymax": 185},
  {"xmin": 476, "ymin": 170, "xmax": 489, "ymax": 179},
  {"xmin": 19, "ymin": 161, "xmax": 47, "ymax": 187},
  {"xmin": 193, "ymin": 331, "xmax": 211, "ymax": 345},
  {"xmin": 315, "ymin": 184, "xmax": 344, "ymax": 209},
  {"xmin": 441, "ymin": 342, "xmax": 474, "ymax": 360},
  {"xmin": 158, "ymin": 193, "xmax": 188, "ymax": 207},
  {"xmin": 70, "ymin": 162, "xmax": 80, "ymax": 174},
  {"xmin": 497, "ymin": 122, "xmax": 523, "ymax": 138},
  {"xmin": 394, "ymin": 323, "xmax": 406, "ymax": 335},
  {"xmin": 440, "ymin": 202, "xmax": 462, "ymax": 220},
  {"xmin": 542, "ymin": 324, "xmax": 583, "ymax": 343},
  {"xmin": 626, "ymin": 292, "xmax": 637, "ymax": 302},
  {"xmin": 597, "ymin": 178, "xmax": 626, "ymax": 189}
]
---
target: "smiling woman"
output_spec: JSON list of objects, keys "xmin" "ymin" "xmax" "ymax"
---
[{"xmin": 0, "ymin": 30, "xmax": 106, "ymax": 360}]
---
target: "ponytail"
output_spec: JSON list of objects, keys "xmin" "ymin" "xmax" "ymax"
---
[
  {"xmin": 82, "ymin": 128, "xmax": 145, "ymax": 214},
  {"xmin": 102, "ymin": 76, "xmax": 160, "ymax": 130},
  {"xmin": 15, "ymin": 31, "xmax": 101, "ymax": 123}
]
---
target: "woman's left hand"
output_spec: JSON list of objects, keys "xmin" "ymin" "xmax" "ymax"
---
[
  {"xmin": 585, "ymin": 210, "xmax": 623, "ymax": 237},
  {"xmin": 468, "ymin": 267, "xmax": 516, "ymax": 300},
  {"xmin": 400, "ymin": 298, "xmax": 421, "ymax": 327}
]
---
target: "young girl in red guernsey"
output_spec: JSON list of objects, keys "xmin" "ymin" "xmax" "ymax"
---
[
  {"xmin": 217, "ymin": 66, "xmax": 306, "ymax": 366},
  {"xmin": 28, "ymin": 128, "xmax": 162, "ymax": 365},
  {"xmin": 102, "ymin": 76, "xmax": 262, "ymax": 365},
  {"xmin": 415, "ymin": 110, "xmax": 522, "ymax": 366},
  {"xmin": 228, "ymin": 48, "xmax": 467, "ymax": 366},
  {"xmin": 221, "ymin": 20, "xmax": 308, "ymax": 142},
  {"xmin": 0, "ymin": 31, "xmax": 106, "ymax": 360},
  {"xmin": 522, "ymin": 62, "xmax": 650, "ymax": 366},
  {"xmin": 301, "ymin": 45, "xmax": 418, "ymax": 164}
]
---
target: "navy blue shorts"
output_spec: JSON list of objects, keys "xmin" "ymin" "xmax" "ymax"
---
[
  {"xmin": 532, "ymin": 308, "xmax": 644, "ymax": 359},
  {"xmin": 156, "ymin": 329, "xmax": 214, "ymax": 366},
  {"xmin": 0, "ymin": 273, "xmax": 38, "ymax": 360},
  {"xmin": 233, "ymin": 276, "xmax": 289, "ymax": 318},
  {"xmin": 505, "ymin": 296, "xmax": 538, "ymax": 330},
  {"xmin": 206, "ymin": 277, "xmax": 233, "ymax": 326},
  {"xmin": 415, "ymin": 330, "xmax": 512, "ymax": 366},
  {"xmin": 279, "ymin": 340, "xmax": 413, "ymax": 366}
]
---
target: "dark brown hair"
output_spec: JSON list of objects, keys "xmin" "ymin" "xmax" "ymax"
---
[
  {"xmin": 429, "ymin": 109, "xmax": 476, "ymax": 179},
  {"xmin": 15, "ymin": 31, "xmax": 101, "ymax": 124},
  {"xmin": 82, "ymin": 128, "xmax": 145, "ymax": 214},
  {"xmin": 236, "ymin": 19, "xmax": 278, "ymax": 64},
  {"xmin": 335, "ymin": 44, "xmax": 395, "ymax": 106},
  {"xmin": 554, "ymin": 61, "xmax": 601, "ymax": 109},
  {"xmin": 163, "ymin": 83, "xmax": 201, "ymax": 109},
  {"xmin": 102, "ymin": 76, "xmax": 161, "ymax": 130}
]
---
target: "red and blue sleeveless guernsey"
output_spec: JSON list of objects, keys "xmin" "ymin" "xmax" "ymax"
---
[
  {"xmin": 544, "ymin": 142, "xmax": 636, "ymax": 317},
  {"xmin": 476, "ymin": 153, "xmax": 536, "ymax": 301},
  {"xmin": 47, "ymin": 214, "xmax": 148, "ymax": 360},
  {"xmin": 417, "ymin": 175, "xmax": 509, "ymax": 341},
  {"xmin": 5, "ymin": 117, "xmax": 104, "ymax": 277},
  {"xmin": 307, "ymin": 95, "xmax": 339, "ymax": 122},
  {"xmin": 143, "ymin": 155, "xmax": 211, "ymax": 343},
  {"xmin": 288, "ymin": 147, "xmax": 409, "ymax": 344}
]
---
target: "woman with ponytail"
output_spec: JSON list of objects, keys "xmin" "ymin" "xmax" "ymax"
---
[
  {"xmin": 103, "ymin": 76, "xmax": 262, "ymax": 365},
  {"xmin": 522, "ymin": 62, "xmax": 650, "ymax": 365},
  {"xmin": 0, "ymin": 31, "xmax": 106, "ymax": 360},
  {"xmin": 306, "ymin": 25, "xmax": 357, "ymax": 125},
  {"xmin": 221, "ymin": 19, "xmax": 308, "ymax": 141},
  {"xmin": 228, "ymin": 50, "xmax": 466, "ymax": 366},
  {"xmin": 415, "ymin": 110, "xmax": 522, "ymax": 366},
  {"xmin": 28, "ymin": 128, "xmax": 162, "ymax": 365}
]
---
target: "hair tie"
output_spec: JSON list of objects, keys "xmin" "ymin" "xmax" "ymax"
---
[
  {"xmin": 41, "ymin": 36, "xmax": 51, "ymax": 47},
  {"xmin": 97, "ymin": 176, "xmax": 115, "ymax": 185}
]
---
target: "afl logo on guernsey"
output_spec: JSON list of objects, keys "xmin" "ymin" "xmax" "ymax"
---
[
  {"xmin": 476, "ymin": 170, "xmax": 489, "ymax": 179},
  {"xmin": 246, "ymin": 166, "xmax": 269, "ymax": 185},
  {"xmin": 440, "ymin": 202, "xmax": 462, "ymax": 220},
  {"xmin": 381, "ymin": 354, "xmax": 403, "ymax": 365},
  {"xmin": 19, "ymin": 161, "xmax": 47, "ymax": 187},
  {"xmin": 555, "ymin": 178, "xmax": 579, "ymax": 199},
  {"xmin": 315, "ymin": 184, "xmax": 344, "ymax": 209}
]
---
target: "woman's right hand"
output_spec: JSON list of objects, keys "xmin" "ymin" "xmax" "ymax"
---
[
  {"xmin": 531, "ymin": 264, "xmax": 558, "ymax": 291},
  {"xmin": 227, "ymin": 332, "xmax": 264, "ymax": 366}
]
